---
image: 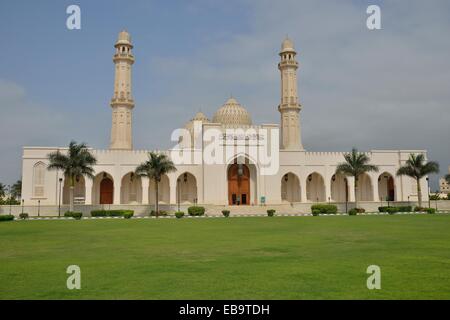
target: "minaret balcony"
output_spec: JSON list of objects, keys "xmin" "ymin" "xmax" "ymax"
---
[
  {"xmin": 110, "ymin": 97, "xmax": 135, "ymax": 108},
  {"xmin": 278, "ymin": 60, "xmax": 299, "ymax": 69},
  {"xmin": 113, "ymin": 53, "xmax": 135, "ymax": 63}
]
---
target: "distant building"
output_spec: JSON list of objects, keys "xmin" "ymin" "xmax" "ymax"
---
[{"xmin": 439, "ymin": 166, "xmax": 450, "ymax": 194}]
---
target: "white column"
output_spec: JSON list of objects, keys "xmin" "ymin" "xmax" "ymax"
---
[
  {"xmin": 300, "ymin": 176, "xmax": 307, "ymax": 202},
  {"xmin": 113, "ymin": 177, "xmax": 121, "ymax": 205},
  {"xmin": 325, "ymin": 176, "xmax": 332, "ymax": 203},
  {"xmin": 169, "ymin": 178, "xmax": 177, "ymax": 205},
  {"xmin": 141, "ymin": 177, "xmax": 149, "ymax": 205},
  {"xmin": 85, "ymin": 178, "xmax": 93, "ymax": 205},
  {"xmin": 372, "ymin": 176, "xmax": 379, "ymax": 202}
]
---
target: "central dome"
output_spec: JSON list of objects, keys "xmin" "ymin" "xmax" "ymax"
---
[{"xmin": 213, "ymin": 97, "xmax": 252, "ymax": 126}]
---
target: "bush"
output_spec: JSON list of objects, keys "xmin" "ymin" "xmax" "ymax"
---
[
  {"xmin": 188, "ymin": 206, "xmax": 205, "ymax": 216},
  {"xmin": 123, "ymin": 212, "xmax": 134, "ymax": 219},
  {"xmin": 175, "ymin": 211, "xmax": 185, "ymax": 219},
  {"xmin": 429, "ymin": 194, "xmax": 441, "ymax": 201},
  {"xmin": 222, "ymin": 210, "xmax": 230, "ymax": 218},
  {"xmin": 19, "ymin": 213, "xmax": 29, "ymax": 220},
  {"xmin": 312, "ymin": 209, "xmax": 320, "ymax": 216},
  {"xmin": 386, "ymin": 207, "xmax": 399, "ymax": 215},
  {"xmin": 414, "ymin": 206, "xmax": 428, "ymax": 212},
  {"xmin": 91, "ymin": 210, "xmax": 134, "ymax": 217},
  {"xmin": 0, "ymin": 215, "xmax": 15, "ymax": 222},
  {"xmin": 447, "ymin": 193, "xmax": 450, "ymax": 200},
  {"xmin": 348, "ymin": 208, "xmax": 358, "ymax": 216},
  {"xmin": 398, "ymin": 206, "xmax": 413, "ymax": 212},
  {"xmin": 355, "ymin": 208, "xmax": 366, "ymax": 213},
  {"xmin": 311, "ymin": 204, "xmax": 338, "ymax": 214},
  {"xmin": 425, "ymin": 208, "xmax": 436, "ymax": 214},
  {"xmin": 150, "ymin": 210, "xmax": 169, "ymax": 217},
  {"xmin": 64, "ymin": 211, "xmax": 83, "ymax": 220},
  {"xmin": 267, "ymin": 209, "xmax": 276, "ymax": 217},
  {"xmin": 378, "ymin": 206, "xmax": 389, "ymax": 212}
]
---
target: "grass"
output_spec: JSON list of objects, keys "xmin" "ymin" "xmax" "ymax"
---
[{"xmin": 1, "ymin": 215, "xmax": 450, "ymax": 299}]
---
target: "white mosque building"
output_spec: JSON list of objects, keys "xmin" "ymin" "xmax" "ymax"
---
[{"xmin": 19, "ymin": 31, "xmax": 429, "ymax": 213}]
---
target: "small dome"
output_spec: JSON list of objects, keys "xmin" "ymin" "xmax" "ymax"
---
[
  {"xmin": 213, "ymin": 97, "xmax": 252, "ymax": 126},
  {"xmin": 192, "ymin": 111, "xmax": 210, "ymax": 122},
  {"xmin": 281, "ymin": 37, "xmax": 295, "ymax": 52},
  {"xmin": 116, "ymin": 30, "xmax": 132, "ymax": 46}
]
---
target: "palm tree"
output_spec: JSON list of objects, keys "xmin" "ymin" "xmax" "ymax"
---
[
  {"xmin": 47, "ymin": 141, "xmax": 97, "ymax": 212},
  {"xmin": 396, "ymin": 153, "xmax": 439, "ymax": 208},
  {"xmin": 0, "ymin": 182, "xmax": 6, "ymax": 199},
  {"xmin": 336, "ymin": 148, "xmax": 379, "ymax": 209},
  {"xmin": 135, "ymin": 152, "xmax": 176, "ymax": 217},
  {"xmin": 11, "ymin": 180, "xmax": 22, "ymax": 200}
]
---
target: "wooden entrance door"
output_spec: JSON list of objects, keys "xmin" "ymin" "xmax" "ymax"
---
[
  {"xmin": 228, "ymin": 164, "xmax": 250, "ymax": 205},
  {"xmin": 100, "ymin": 178, "xmax": 113, "ymax": 204}
]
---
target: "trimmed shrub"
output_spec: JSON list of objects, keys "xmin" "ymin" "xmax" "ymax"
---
[
  {"xmin": 222, "ymin": 210, "xmax": 230, "ymax": 218},
  {"xmin": 348, "ymin": 208, "xmax": 358, "ymax": 216},
  {"xmin": 398, "ymin": 206, "xmax": 412, "ymax": 212},
  {"xmin": 19, "ymin": 213, "xmax": 29, "ymax": 220},
  {"xmin": 355, "ymin": 208, "xmax": 366, "ymax": 213},
  {"xmin": 91, "ymin": 210, "xmax": 134, "ymax": 217},
  {"xmin": 386, "ymin": 207, "xmax": 399, "ymax": 215},
  {"xmin": 175, "ymin": 211, "xmax": 185, "ymax": 219},
  {"xmin": 64, "ymin": 211, "xmax": 83, "ymax": 220},
  {"xmin": 414, "ymin": 206, "xmax": 428, "ymax": 212},
  {"xmin": 188, "ymin": 206, "xmax": 205, "ymax": 216},
  {"xmin": 447, "ymin": 193, "xmax": 450, "ymax": 200},
  {"xmin": 123, "ymin": 212, "xmax": 134, "ymax": 219},
  {"xmin": 378, "ymin": 206, "xmax": 389, "ymax": 212},
  {"xmin": 267, "ymin": 209, "xmax": 276, "ymax": 217},
  {"xmin": 0, "ymin": 215, "xmax": 15, "ymax": 222},
  {"xmin": 150, "ymin": 210, "xmax": 169, "ymax": 217},
  {"xmin": 312, "ymin": 209, "xmax": 320, "ymax": 216},
  {"xmin": 311, "ymin": 204, "xmax": 338, "ymax": 214},
  {"xmin": 425, "ymin": 208, "xmax": 436, "ymax": 214}
]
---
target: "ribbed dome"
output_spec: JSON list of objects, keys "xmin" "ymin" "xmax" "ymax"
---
[
  {"xmin": 213, "ymin": 98, "xmax": 252, "ymax": 126},
  {"xmin": 281, "ymin": 37, "xmax": 295, "ymax": 52}
]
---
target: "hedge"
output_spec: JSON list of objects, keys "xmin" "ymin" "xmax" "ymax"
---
[
  {"xmin": 91, "ymin": 210, "xmax": 134, "ymax": 217},
  {"xmin": 379, "ymin": 206, "xmax": 412, "ymax": 213},
  {"xmin": 19, "ymin": 213, "xmax": 29, "ymax": 220},
  {"xmin": 123, "ymin": 212, "xmax": 134, "ymax": 219},
  {"xmin": 64, "ymin": 211, "xmax": 83, "ymax": 220},
  {"xmin": 150, "ymin": 210, "xmax": 169, "ymax": 216},
  {"xmin": 188, "ymin": 206, "xmax": 205, "ymax": 216},
  {"xmin": 0, "ymin": 215, "xmax": 15, "ymax": 222},
  {"xmin": 311, "ymin": 204, "xmax": 338, "ymax": 214},
  {"xmin": 222, "ymin": 210, "xmax": 230, "ymax": 218}
]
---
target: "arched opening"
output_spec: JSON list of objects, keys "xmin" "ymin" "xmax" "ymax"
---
[
  {"xmin": 378, "ymin": 172, "xmax": 395, "ymax": 202},
  {"xmin": 356, "ymin": 173, "xmax": 373, "ymax": 201},
  {"xmin": 228, "ymin": 163, "xmax": 250, "ymax": 205},
  {"xmin": 120, "ymin": 172, "xmax": 142, "ymax": 204},
  {"xmin": 331, "ymin": 173, "xmax": 348, "ymax": 202},
  {"xmin": 149, "ymin": 174, "xmax": 170, "ymax": 205},
  {"xmin": 63, "ymin": 175, "xmax": 86, "ymax": 204},
  {"xmin": 176, "ymin": 172, "xmax": 198, "ymax": 204},
  {"xmin": 306, "ymin": 172, "xmax": 326, "ymax": 202},
  {"xmin": 281, "ymin": 172, "xmax": 301, "ymax": 202},
  {"xmin": 92, "ymin": 172, "xmax": 114, "ymax": 205}
]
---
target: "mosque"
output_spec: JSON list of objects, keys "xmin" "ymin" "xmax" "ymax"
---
[{"xmin": 20, "ymin": 31, "xmax": 429, "ymax": 211}]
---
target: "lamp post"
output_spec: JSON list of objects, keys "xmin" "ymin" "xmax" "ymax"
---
[
  {"xmin": 8, "ymin": 185, "xmax": 12, "ymax": 215},
  {"xmin": 426, "ymin": 177, "xmax": 431, "ymax": 209},
  {"xmin": 38, "ymin": 200, "xmax": 40, "ymax": 217},
  {"xmin": 408, "ymin": 195, "xmax": 410, "ymax": 207},
  {"xmin": 58, "ymin": 178, "xmax": 63, "ymax": 217},
  {"xmin": 21, "ymin": 199, "xmax": 24, "ymax": 215}
]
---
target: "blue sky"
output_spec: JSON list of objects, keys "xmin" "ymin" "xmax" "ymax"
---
[{"xmin": 0, "ymin": 0, "xmax": 449, "ymax": 189}]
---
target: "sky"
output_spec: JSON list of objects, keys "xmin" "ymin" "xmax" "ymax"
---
[{"xmin": 0, "ymin": 0, "xmax": 449, "ymax": 189}]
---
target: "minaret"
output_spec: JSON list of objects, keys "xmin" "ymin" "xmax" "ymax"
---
[
  {"xmin": 110, "ymin": 30, "xmax": 135, "ymax": 150},
  {"xmin": 278, "ymin": 37, "xmax": 303, "ymax": 150}
]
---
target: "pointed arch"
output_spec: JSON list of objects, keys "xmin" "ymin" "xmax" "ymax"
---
[
  {"xmin": 176, "ymin": 172, "xmax": 198, "ymax": 204},
  {"xmin": 32, "ymin": 162, "xmax": 46, "ymax": 197},
  {"xmin": 281, "ymin": 172, "xmax": 301, "ymax": 202},
  {"xmin": 378, "ymin": 172, "xmax": 395, "ymax": 201},
  {"xmin": 306, "ymin": 172, "xmax": 326, "ymax": 202}
]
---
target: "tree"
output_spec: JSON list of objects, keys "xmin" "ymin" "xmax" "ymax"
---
[
  {"xmin": 47, "ymin": 141, "xmax": 97, "ymax": 212},
  {"xmin": 135, "ymin": 152, "xmax": 176, "ymax": 217},
  {"xmin": 0, "ymin": 182, "xmax": 5, "ymax": 199},
  {"xmin": 11, "ymin": 180, "xmax": 22, "ymax": 200},
  {"xmin": 396, "ymin": 153, "xmax": 439, "ymax": 208},
  {"xmin": 336, "ymin": 148, "xmax": 379, "ymax": 209}
]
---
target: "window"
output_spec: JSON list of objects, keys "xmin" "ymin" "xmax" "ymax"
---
[{"xmin": 33, "ymin": 162, "xmax": 46, "ymax": 197}]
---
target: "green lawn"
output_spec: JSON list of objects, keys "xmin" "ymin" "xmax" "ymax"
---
[{"xmin": 1, "ymin": 215, "xmax": 450, "ymax": 300}]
